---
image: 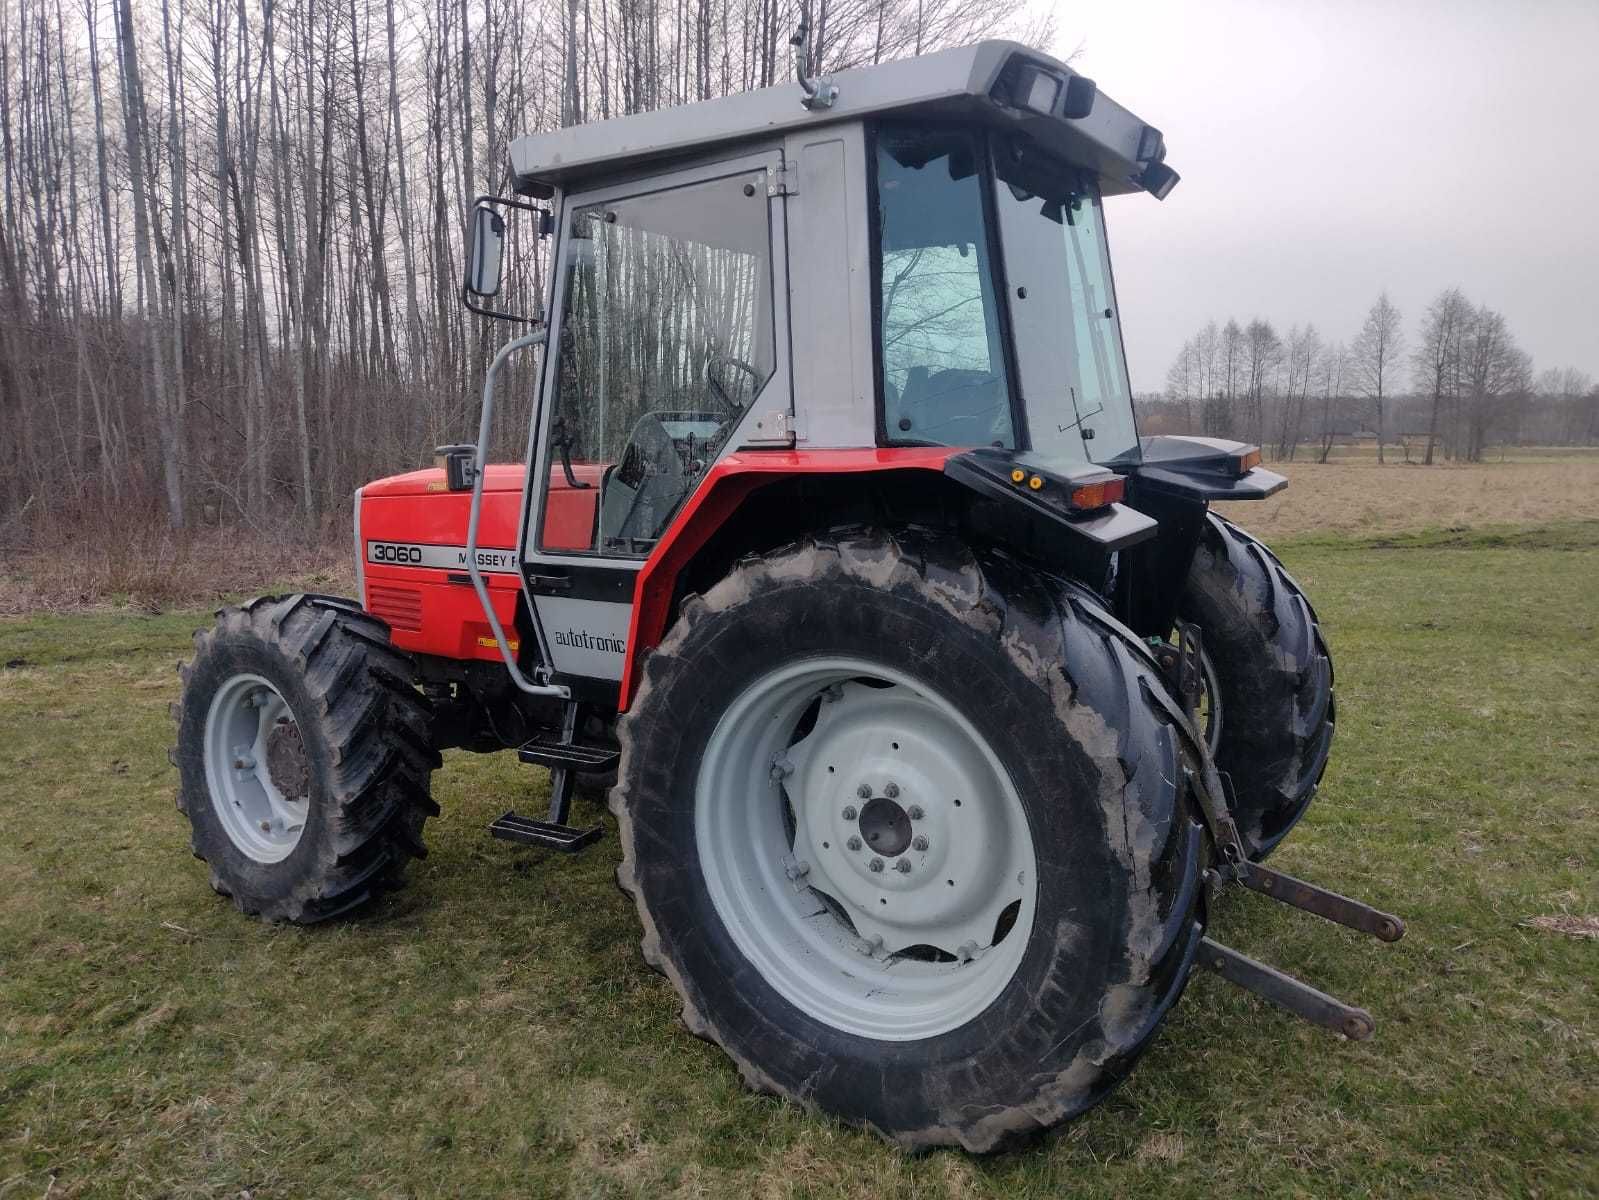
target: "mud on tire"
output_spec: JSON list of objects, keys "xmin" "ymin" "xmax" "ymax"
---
[
  {"xmin": 611, "ymin": 528, "xmax": 1205, "ymax": 1151},
  {"xmin": 1179, "ymin": 512, "xmax": 1335, "ymax": 859},
  {"xmin": 171, "ymin": 594, "xmax": 440, "ymax": 923}
]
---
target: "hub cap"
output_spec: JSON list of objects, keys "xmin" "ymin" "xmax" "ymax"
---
[
  {"xmin": 695, "ymin": 658, "xmax": 1037, "ymax": 1041},
  {"xmin": 202, "ymin": 673, "xmax": 310, "ymax": 863}
]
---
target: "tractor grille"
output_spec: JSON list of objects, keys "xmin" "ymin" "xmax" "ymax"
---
[{"xmin": 366, "ymin": 583, "xmax": 423, "ymax": 632}]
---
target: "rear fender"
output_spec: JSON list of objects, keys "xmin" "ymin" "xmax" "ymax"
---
[
  {"xmin": 620, "ymin": 448, "xmax": 953, "ymax": 710},
  {"xmin": 619, "ymin": 447, "xmax": 1157, "ymax": 710},
  {"xmin": 1128, "ymin": 435, "xmax": 1287, "ymax": 501}
]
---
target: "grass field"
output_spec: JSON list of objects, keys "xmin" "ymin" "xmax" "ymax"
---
[{"xmin": 3, "ymin": 496, "xmax": 1598, "ymax": 1196}]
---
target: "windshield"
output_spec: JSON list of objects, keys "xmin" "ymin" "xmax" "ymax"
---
[{"xmin": 990, "ymin": 141, "xmax": 1139, "ymax": 463}]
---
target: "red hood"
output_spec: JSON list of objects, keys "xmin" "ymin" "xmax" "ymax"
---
[{"xmin": 361, "ymin": 463, "xmax": 526, "ymax": 498}]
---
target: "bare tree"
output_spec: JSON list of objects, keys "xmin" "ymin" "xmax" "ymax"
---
[
  {"xmin": 1315, "ymin": 341, "xmax": 1348, "ymax": 463},
  {"xmin": 1351, "ymin": 290, "xmax": 1402, "ymax": 464},
  {"xmin": 1412, "ymin": 287, "xmax": 1469, "ymax": 465},
  {"xmin": 1458, "ymin": 305, "xmax": 1531, "ymax": 462}
]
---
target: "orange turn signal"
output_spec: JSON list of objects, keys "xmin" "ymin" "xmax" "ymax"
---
[
  {"xmin": 1010, "ymin": 468, "xmax": 1027, "ymax": 484},
  {"xmin": 1028, "ymin": 475, "xmax": 1045, "ymax": 491},
  {"xmin": 1234, "ymin": 448, "xmax": 1262, "ymax": 473},
  {"xmin": 1068, "ymin": 477, "xmax": 1126, "ymax": 511}
]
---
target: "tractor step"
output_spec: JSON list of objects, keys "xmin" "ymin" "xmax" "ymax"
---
[
  {"xmin": 488, "ymin": 810, "xmax": 603, "ymax": 853},
  {"xmin": 517, "ymin": 737, "xmax": 620, "ymax": 773},
  {"xmin": 1198, "ymin": 936, "xmax": 1376, "ymax": 1040}
]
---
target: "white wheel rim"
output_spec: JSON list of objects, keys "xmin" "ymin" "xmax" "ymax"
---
[
  {"xmin": 202, "ymin": 673, "xmax": 311, "ymax": 863},
  {"xmin": 695, "ymin": 657, "xmax": 1038, "ymax": 1041}
]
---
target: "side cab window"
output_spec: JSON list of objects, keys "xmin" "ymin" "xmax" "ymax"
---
[{"xmin": 539, "ymin": 169, "xmax": 776, "ymax": 558}]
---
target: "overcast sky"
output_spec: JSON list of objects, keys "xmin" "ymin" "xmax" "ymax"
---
[{"xmin": 1041, "ymin": 0, "xmax": 1599, "ymax": 393}]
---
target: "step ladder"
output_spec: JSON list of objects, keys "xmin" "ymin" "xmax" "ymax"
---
[{"xmin": 488, "ymin": 702, "xmax": 615, "ymax": 853}]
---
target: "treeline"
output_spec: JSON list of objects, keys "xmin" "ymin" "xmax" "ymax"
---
[
  {"xmin": 1154, "ymin": 289, "xmax": 1598, "ymax": 463},
  {"xmin": 0, "ymin": 0, "xmax": 1046, "ymax": 543}
]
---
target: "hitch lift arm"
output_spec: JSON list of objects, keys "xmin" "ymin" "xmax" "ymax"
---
[{"xmin": 1156, "ymin": 625, "xmax": 1405, "ymax": 1038}]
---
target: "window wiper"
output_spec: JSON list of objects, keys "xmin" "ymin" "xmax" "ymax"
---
[{"xmin": 1056, "ymin": 385, "xmax": 1104, "ymax": 440}]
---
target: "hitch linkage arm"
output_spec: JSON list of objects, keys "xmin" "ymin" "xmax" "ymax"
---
[{"xmin": 1156, "ymin": 627, "xmax": 1405, "ymax": 1038}]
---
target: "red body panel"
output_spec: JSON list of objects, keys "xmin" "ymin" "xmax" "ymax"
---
[
  {"xmin": 359, "ymin": 449, "xmax": 955, "ymax": 684},
  {"xmin": 359, "ymin": 466, "xmax": 524, "ymax": 663},
  {"xmin": 618, "ymin": 447, "xmax": 957, "ymax": 710}
]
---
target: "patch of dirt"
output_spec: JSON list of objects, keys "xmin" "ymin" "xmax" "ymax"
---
[{"xmin": 1521, "ymin": 915, "xmax": 1599, "ymax": 939}]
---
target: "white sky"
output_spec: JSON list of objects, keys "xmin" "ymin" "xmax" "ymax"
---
[{"xmin": 1038, "ymin": 0, "xmax": 1599, "ymax": 392}]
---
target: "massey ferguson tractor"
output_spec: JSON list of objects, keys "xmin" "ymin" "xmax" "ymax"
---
[{"xmin": 171, "ymin": 35, "xmax": 1403, "ymax": 1150}]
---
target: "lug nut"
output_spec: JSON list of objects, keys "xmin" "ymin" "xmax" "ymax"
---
[
  {"xmin": 259, "ymin": 821, "xmax": 272, "ymax": 833},
  {"xmin": 895, "ymin": 859, "xmax": 912, "ymax": 874},
  {"xmin": 856, "ymin": 783, "xmax": 872, "ymax": 799},
  {"xmin": 912, "ymin": 835, "xmax": 929, "ymax": 852},
  {"xmin": 884, "ymin": 782, "xmax": 900, "ymax": 799},
  {"xmin": 869, "ymin": 857, "xmax": 884, "ymax": 873},
  {"xmin": 233, "ymin": 756, "xmax": 255, "ymax": 771},
  {"xmin": 907, "ymin": 805, "xmax": 924, "ymax": 821},
  {"xmin": 847, "ymin": 836, "xmax": 862, "ymax": 851},
  {"xmin": 842, "ymin": 805, "xmax": 858, "ymax": 821}
]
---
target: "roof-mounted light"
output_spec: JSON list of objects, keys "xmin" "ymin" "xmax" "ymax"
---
[
  {"xmin": 1016, "ymin": 65, "xmax": 1062, "ymax": 116},
  {"xmin": 1136, "ymin": 125, "xmax": 1165, "ymax": 164},
  {"xmin": 1141, "ymin": 161, "xmax": 1180, "ymax": 200},
  {"xmin": 1001, "ymin": 59, "xmax": 1097, "ymax": 121}
]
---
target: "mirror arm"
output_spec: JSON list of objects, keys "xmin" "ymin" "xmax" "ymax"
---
[{"xmin": 462, "ymin": 283, "xmax": 541, "ymax": 325}]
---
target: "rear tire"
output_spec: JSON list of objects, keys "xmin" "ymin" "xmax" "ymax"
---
[
  {"xmin": 613, "ymin": 529, "xmax": 1204, "ymax": 1151},
  {"xmin": 1179, "ymin": 513, "xmax": 1335, "ymax": 859},
  {"xmin": 171, "ymin": 594, "xmax": 440, "ymax": 923}
]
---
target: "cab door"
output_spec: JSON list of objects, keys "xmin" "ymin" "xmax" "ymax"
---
[{"xmin": 518, "ymin": 148, "xmax": 792, "ymax": 698}]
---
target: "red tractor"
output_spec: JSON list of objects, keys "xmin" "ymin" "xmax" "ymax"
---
[{"xmin": 172, "ymin": 36, "xmax": 1402, "ymax": 1150}]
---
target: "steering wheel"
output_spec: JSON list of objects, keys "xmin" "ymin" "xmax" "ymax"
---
[{"xmin": 706, "ymin": 354, "xmax": 764, "ymax": 414}]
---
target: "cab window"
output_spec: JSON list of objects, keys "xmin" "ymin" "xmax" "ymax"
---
[
  {"xmin": 872, "ymin": 125, "xmax": 1015, "ymax": 448},
  {"xmin": 540, "ymin": 170, "xmax": 774, "ymax": 556}
]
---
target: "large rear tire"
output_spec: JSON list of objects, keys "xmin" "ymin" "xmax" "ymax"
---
[
  {"xmin": 613, "ymin": 529, "xmax": 1204, "ymax": 1151},
  {"xmin": 1179, "ymin": 512, "xmax": 1335, "ymax": 859},
  {"xmin": 172, "ymin": 594, "xmax": 440, "ymax": 923}
]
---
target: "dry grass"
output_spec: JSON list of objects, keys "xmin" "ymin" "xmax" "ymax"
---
[
  {"xmin": 1215, "ymin": 458, "xmax": 1599, "ymax": 541},
  {"xmin": 0, "ymin": 525, "xmax": 353, "ymax": 617}
]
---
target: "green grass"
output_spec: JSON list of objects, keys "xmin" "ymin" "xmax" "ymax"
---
[{"xmin": 3, "ymin": 525, "xmax": 1597, "ymax": 1198}]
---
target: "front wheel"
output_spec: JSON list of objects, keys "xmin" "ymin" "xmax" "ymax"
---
[
  {"xmin": 171, "ymin": 594, "xmax": 440, "ymax": 923},
  {"xmin": 1179, "ymin": 513, "xmax": 1335, "ymax": 859},
  {"xmin": 613, "ymin": 530, "xmax": 1203, "ymax": 1151}
]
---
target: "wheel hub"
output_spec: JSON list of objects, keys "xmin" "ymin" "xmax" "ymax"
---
[
  {"xmin": 857, "ymin": 794, "xmax": 912, "ymax": 857},
  {"xmin": 265, "ymin": 719, "xmax": 310, "ymax": 802}
]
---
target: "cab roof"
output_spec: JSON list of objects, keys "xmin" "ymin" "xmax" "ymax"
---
[{"xmin": 509, "ymin": 40, "xmax": 1177, "ymax": 201}]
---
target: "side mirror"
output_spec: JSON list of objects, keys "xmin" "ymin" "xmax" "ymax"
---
[
  {"xmin": 466, "ymin": 204, "xmax": 504, "ymax": 297},
  {"xmin": 460, "ymin": 194, "xmax": 551, "ymax": 323}
]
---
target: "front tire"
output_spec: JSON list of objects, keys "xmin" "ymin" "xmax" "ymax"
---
[
  {"xmin": 1179, "ymin": 513, "xmax": 1335, "ymax": 859},
  {"xmin": 172, "ymin": 594, "xmax": 440, "ymax": 923},
  {"xmin": 613, "ymin": 530, "xmax": 1203, "ymax": 1151}
]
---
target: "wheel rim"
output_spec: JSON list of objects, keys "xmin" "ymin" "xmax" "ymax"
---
[
  {"xmin": 202, "ymin": 673, "xmax": 311, "ymax": 863},
  {"xmin": 695, "ymin": 657, "xmax": 1038, "ymax": 1041},
  {"xmin": 1198, "ymin": 647, "xmax": 1222, "ymax": 755}
]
